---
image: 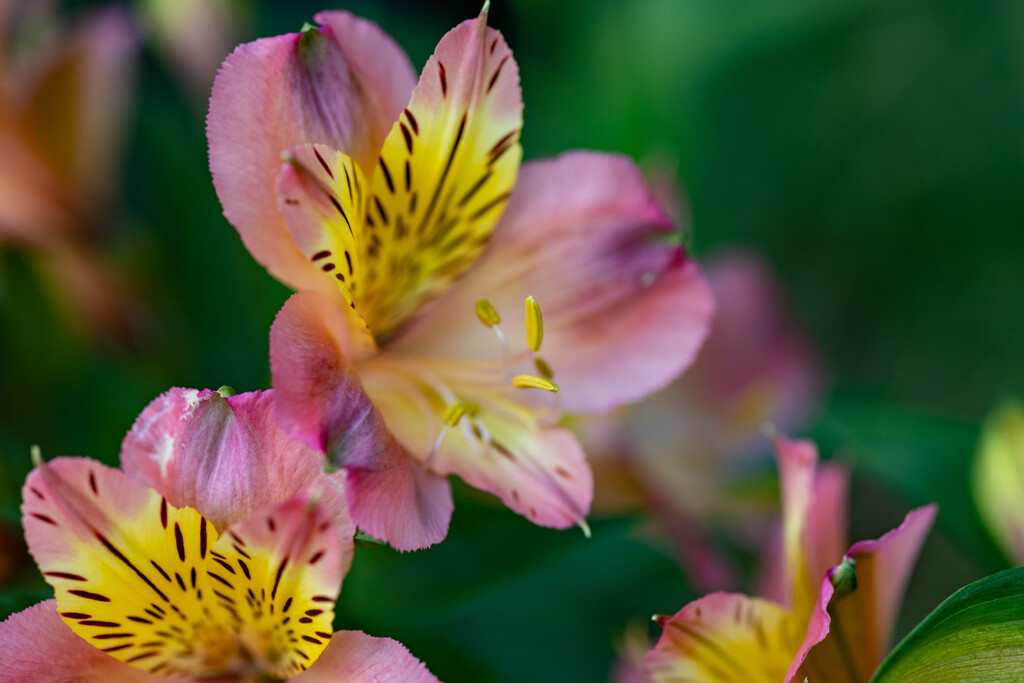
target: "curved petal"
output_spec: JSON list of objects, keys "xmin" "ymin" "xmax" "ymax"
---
[
  {"xmin": 391, "ymin": 151, "xmax": 714, "ymax": 415},
  {"xmin": 355, "ymin": 6, "xmax": 523, "ymax": 336},
  {"xmin": 771, "ymin": 436, "xmax": 849, "ymax": 617},
  {"xmin": 291, "ymin": 630, "xmax": 437, "ymax": 682},
  {"xmin": 271, "ymin": 291, "xmax": 452, "ymax": 550},
  {"xmin": 785, "ymin": 577, "xmax": 835, "ymax": 683},
  {"xmin": 211, "ymin": 496, "xmax": 344, "ymax": 678},
  {"xmin": 23, "ymin": 456, "xmax": 232, "ymax": 675},
  {"xmin": 645, "ymin": 592, "xmax": 803, "ymax": 682},
  {"xmin": 207, "ymin": 11, "xmax": 415, "ymax": 292},
  {"xmin": 434, "ymin": 420, "xmax": 592, "ymax": 531},
  {"xmin": 356, "ymin": 358, "xmax": 592, "ymax": 531},
  {"xmin": 798, "ymin": 504, "xmax": 937, "ymax": 681},
  {"xmin": 120, "ymin": 387, "xmax": 355, "ymax": 572},
  {"xmin": 0, "ymin": 601, "xmax": 173, "ymax": 682}
]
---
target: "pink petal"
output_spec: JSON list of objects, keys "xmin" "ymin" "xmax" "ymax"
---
[
  {"xmin": 390, "ymin": 152, "xmax": 714, "ymax": 415},
  {"xmin": 0, "ymin": 601, "xmax": 174, "ymax": 682},
  {"xmin": 811, "ymin": 504, "xmax": 937, "ymax": 680},
  {"xmin": 291, "ymin": 630, "xmax": 437, "ymax": 682},
  {"xmin": 271, "ymin": 291, "xmax": 452, "ymax": 550},
  {"xmin": 785, "ymin": 577, "xmax": 836, "ymax": 683},
  {"xmin": 120, "ymin": 387, "xmax": 356, "ymax": 571},
  {"xmin": 771, "ymin": 436, "xmax": 849, "ymax": 616},
  {"xmin": 207, "ymin": 12, "xmax": 415, "ymax": 292},
  {"xmin": 677, "ymin": 250, "xmax": 822, "ymax": 452},
  {"xmin": 23, "ymin": 457, "xmax": 154, "ymax": 572},
  {"xmin": 435, "ymin": 422, "xmax": 592, "ymax": 530}
]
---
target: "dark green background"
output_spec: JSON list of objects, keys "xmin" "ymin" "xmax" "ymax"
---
[{"xmin": 1, "ymin": 0, "xmax": 1021, "ymax": 680}]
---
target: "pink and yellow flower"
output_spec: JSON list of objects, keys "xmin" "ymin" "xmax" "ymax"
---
[
  {"xmin": 0, "ymin": 388, "xmax": 436, "ymax": 681},
  {"xmin": 0, "ymin": 3, "xmax": 140, "ymax": 342},
  {"xmin": 207, "ymin": 6, "xmax": 714, "ymax": 550},
  {"xmin": 577, "ymin": 250, "xmax": 820, "ymax": 587},
  {"xmin": 643, "ymin": 437, "xmax": 936, "ymax": 682}
]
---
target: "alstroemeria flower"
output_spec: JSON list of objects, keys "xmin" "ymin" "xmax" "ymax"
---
[
  {"xmin": 644, "ymin": 437, "xmax": 936, "ymax": 683},
  {"xmin": 0, "ymin": 4, "xmax": 140, "ymax": 341},
  {"xmin": 208, "ymin": 6, "xmax": 713, "ymax": 550},
  {"xmin": 0, "ymin": 388, "xmax": 437, "ymax": 681},
  {"xmin": 576, "ymin": 250, "xmax": 820, "ymax": 587},
  {"xmin": 973, "ymin": 400, "xmax": 1024, "ymax": 564}
]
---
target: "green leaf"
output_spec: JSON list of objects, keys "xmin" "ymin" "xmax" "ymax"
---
[{"xmin": 870, "ymin": 567, "xmax": 1024, "ymax": 682}]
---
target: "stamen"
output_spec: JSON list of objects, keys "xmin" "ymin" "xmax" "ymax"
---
[
  {"xmin": 533, "ymin": 357, "xmax": 554, "ymax": 380},
  {"xmin": 524, "ymin": 296, "xmax": 543, "ymax": 352},
  {"xmin": 442, "ymin": 401, "xmax": 469, "ymax": 427},
  {"xmin": 512, "ymin": 375, "xmax": 559, "ymax": 392},
  {"xmin": 475, "ymin": 299, "xmax": 501, "ymax": 327},
  {"xmin": 424, "ymin": 429, "xmax": 446, "ymax": 469},
  {"xmin": 472, "ymin": 300, "xmax": 511, "ymax": 377}
]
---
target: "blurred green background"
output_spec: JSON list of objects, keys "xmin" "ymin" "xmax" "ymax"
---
[{"xmin": 1, "ymin": 0, "xmax": 1021, "ymax": 680}]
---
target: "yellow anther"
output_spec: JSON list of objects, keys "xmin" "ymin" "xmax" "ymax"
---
[
  {"xmin": 442, "ymin": 402, "xmax": 469, "ymax": 427},
  {"xmin": 534, "ymin": 357, "xmax": 554, "ymax": 379},
  {"xmin": 525, "ymin": 296, "xmax": 543, "ymax": 352},
  {"xmin": 30, "ymin": 445, "xmax": 43, "ymax": 468},
  {"xmin": 512, "ymin": 374, "xmax": 559, "ymax": 393},
  {"xmin": 475, "ymin": 299, "xmax": 501, "ymax": 327}
]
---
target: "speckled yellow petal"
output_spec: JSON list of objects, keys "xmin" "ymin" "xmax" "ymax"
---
[
  {"xmin": 22, "ymin": 457, "xmax": 235, "ymax": 677},
  {"xmin": 646, "ymin": 593, "xmax": 804, "ymax": 683},
  {"xmin": 354, "ymin": 6, "xmax": 522, "ymax": 336},
  {"xmin": 207, "ymin": 497, "xmax": 343, "ymax": 678},
  {"xmin": 22, "ymin": 457, "xmax": 343, "ymax": 679}
]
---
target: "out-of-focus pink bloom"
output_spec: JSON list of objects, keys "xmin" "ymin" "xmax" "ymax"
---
[
  {"xmin": 643, "ymin": 437, "xmax": 936, "ymax": 683},
  {"xmin": 207, "ymin": 6, "xmax": 714, "ymax": 550},
  {"xmin": 140, "ymin": 0, "xmax": 247, "ymax": 102},
  {"xmin": 973, "ymin": 400, "xmax": 1024, "ymax": 564},
  {"xmin": 0, "ymin": 388, "xmax": 437, "ymax": 681},
  {"xmin": 576, "ymin": 249, "xmax": 820, "ymax": 586},
  {"xmin": 0, "ymin": 3, "xmax": 140, "ymax": 342}
]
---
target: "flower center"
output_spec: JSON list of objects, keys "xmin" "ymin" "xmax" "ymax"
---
[{"xmin": 358, "ymin": 296, "xmax": 560, "ymax": 466}]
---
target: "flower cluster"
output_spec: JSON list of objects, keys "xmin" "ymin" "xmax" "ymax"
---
[
  {"xmin": 2, "ymin": 4, "xmax": 718, "ymax": 679},
  {"xmin": 9, "ymin": 1, "xmax": 1003, "ymax": 680}
]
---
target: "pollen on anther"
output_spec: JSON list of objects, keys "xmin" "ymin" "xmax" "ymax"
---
[
  {"xmin": 512, "ymin": 375, "xmax": 559, "ymax": 393},
  {"xmin": 533, "ymin": 357, "xmax": 554, "ymax": 379},
  {"xmin": 442, "ymin": 402, "xmax": 468, "ymax": 427},
  {"xmin": 525, "ymin": 296, "xmax": 544, "ymax": 352},
  {"xmin": 475, "ymin": 299, "xmax": 501, "ymax": 327}
]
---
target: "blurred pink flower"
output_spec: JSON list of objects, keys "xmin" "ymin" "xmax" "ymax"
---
[
  {"xmin": 576, "ymin": 249, "xmax": 820, "ymax": 586},
  {"xmin": 0, "ymin": 3, "xmax": 141, "ymax": 342},
  {"xmin": 0, "ymin": 387, "xmax": 436, "ymax": 681},
  {"xmin": 140, "ymin": 0, "xmax": 247, "ymax": 103},
  {"xmin": 207, "ymin": 7, "xmax": 714, "ymax": 550},
  {"xmin": 643, "ymin": 437, "xmax": 936, "ymax": 683}
]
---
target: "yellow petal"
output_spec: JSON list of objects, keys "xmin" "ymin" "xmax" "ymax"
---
[
  {"xmin": 22, "ymin": 458, "xmax": 342, "ymax": 678},
  {"xmin": 354, "ymin": 11, "xmax": 523, "ymax": 336}
]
